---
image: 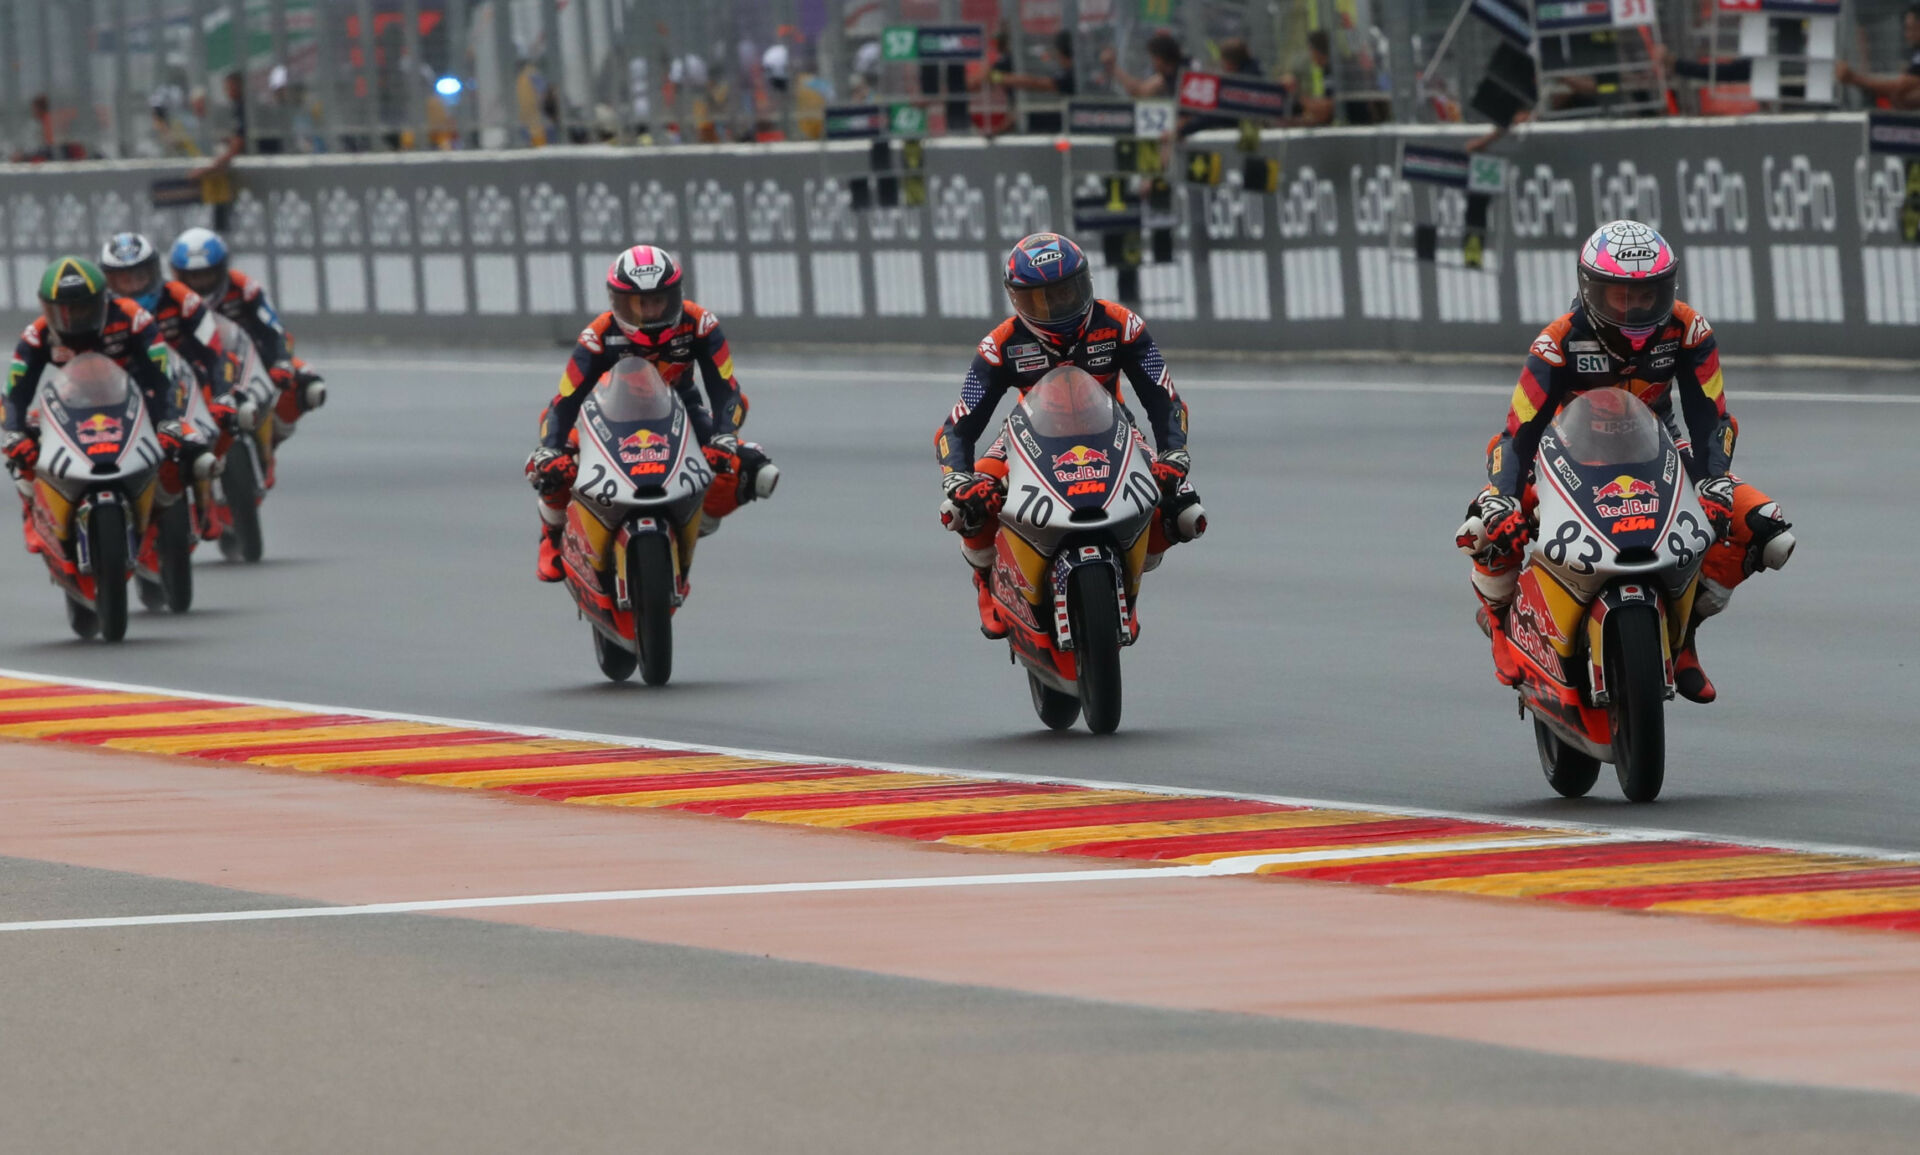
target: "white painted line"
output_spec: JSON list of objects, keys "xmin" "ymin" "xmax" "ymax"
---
[
  {"xmin": 320, "ymin": 358, "xmax": 1920, "ymax": 404},
  {"xmin": 0, "ymin": 834, "xmax": 1625, "ymax": 935}
]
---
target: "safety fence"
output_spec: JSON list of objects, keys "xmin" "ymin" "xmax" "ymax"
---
[{"xmin": 0, "ymin": 113, "xmax": 1915, "ymax": 360}]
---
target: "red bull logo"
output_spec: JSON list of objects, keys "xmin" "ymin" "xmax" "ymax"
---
[
  {"xmin": 618, "ymin": 427, "xmax": 671, "ymax": 464},
  {"xmin": 1052, "ymin": 444, "xmax": 1111, "ymax": 483},
  {"xmin": 1592, "ymin": 474, "xmax": 1659, "ymax": 519},
  {"xmin": 74, "ymin": 413, "xmax": 123, "ymax": 453}
]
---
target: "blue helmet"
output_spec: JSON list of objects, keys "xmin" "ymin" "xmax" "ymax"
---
[
  {"xmin": 99, "ymin": 232, "xmax": 165, "ymax": 311},
  {"xmin": 169, "ymin": 227, "xmax": 231, "ymax": 302},
  {"xmin": 1005, "ymin": 232, "xmax": 1094, "ymax": 347}
]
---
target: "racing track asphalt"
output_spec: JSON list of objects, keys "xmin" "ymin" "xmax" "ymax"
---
[{"xmin": 0, "ymin": 346, "xmax": 1912, "ymax": 851}]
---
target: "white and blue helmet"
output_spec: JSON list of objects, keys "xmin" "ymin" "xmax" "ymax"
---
[
  {"xmin": 99, "ymin": 232, "xmax": 165, "ymax": 311},
  {"xmin": 168, "ymin": 227, "xmax": 231, "ymax": 301}
]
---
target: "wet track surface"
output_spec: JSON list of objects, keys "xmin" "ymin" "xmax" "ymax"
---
[{"xmin": 0, "ymin": 345, "xmax": 1912, "ymax": 850}]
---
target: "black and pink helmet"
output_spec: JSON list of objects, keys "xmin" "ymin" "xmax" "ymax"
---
[
  {"xmin": 606, "ymin": 244, "xmax": 684, "ymax": 336},
  {"xmin": 1577, "ymin": 220, "xmax": 1678, "ymax": 357}
]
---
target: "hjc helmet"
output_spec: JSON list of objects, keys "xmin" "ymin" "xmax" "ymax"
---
[
  {"xmin": 37, "ymin": 257, "xmax": 112, "ymax": 347},
  {"xmin": 1577, "ymin": 219, "xmax": 1678, "ymax": 360},
  {"xmin": 1005, "ymin": 232, "xmax": 1094, "ymax": 349},
  {"xmin": 606, "ymin": 244, "xmax": 684, "ymax": 337},
  {"xmin": 99, "ymin": 233, "xmax": 165, "ymax": 311},
  {"xmin": 169, "ymin": 227, "xmax": 232, "ymax": 303}
]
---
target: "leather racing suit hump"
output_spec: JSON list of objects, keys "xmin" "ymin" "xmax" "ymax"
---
[
  {"xmin": 206, "ymin": 268, "xmax": 291, "ymax": 368},
  {"xmin": 8, "ymin": 299, "xmax": 177, "ymax": 431},
  {"xmin": 1491, "ymin": 300, "xmax": 1730, "ymax": 497},
  {"xmin": 144, "ymin": 281, "xmax": 226, "ymax": 387},
  {"xmin": 538, "ymin": 300, "xmax": 743, "ymax": 451},
  {"xmin": 936, "ymin": 299, "xmax": 1188, "ymax": 476}
]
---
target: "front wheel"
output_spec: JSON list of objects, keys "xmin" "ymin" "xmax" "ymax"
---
[
  {"xmin": 158, "ymin": 497, "xmax": 193, "ymax": 612},
  {"xmin": 219, "ymin": 445, "xmax": 264, "ymax": 563},
  {"xmin": 89, "ymin": 502, "xmax": 130, "ymax": 642},
  {"xmin": 1607, "ymin": 604, "xmax": 1668, "ymax": 803},
  {"xmin": 1029, "ymin": 670, "xmax": 1081, "ymax": 731},
  {"xmin": 1068, "ymin": 565, "xmax": 1124, "ymax": 734},
  {"xmin": 1535, "ymin": 719, "xmax": 1601, "ymax": 798},
  {"xmin": 629, "ymin": 532, "xmax": 675, "ymax": 687}
]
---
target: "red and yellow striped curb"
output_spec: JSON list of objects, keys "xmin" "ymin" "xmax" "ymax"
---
[{"xmin": 5, "ymin": 674, "xmax": 1920, "ymax": 934}]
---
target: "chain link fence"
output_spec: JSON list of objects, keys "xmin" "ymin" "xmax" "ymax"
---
[{"xmin": 2, "ymin": 1, "xmax": 1914, "ymax": 163}]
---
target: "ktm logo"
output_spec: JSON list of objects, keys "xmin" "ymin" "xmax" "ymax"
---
[
  {"xmin": 1066, "ymin": 480, "xmax": 1106, "ymax": 496},
  {"xmin": 1610, "ymin": 515, "xmax": 1658, "ymax": 534}
]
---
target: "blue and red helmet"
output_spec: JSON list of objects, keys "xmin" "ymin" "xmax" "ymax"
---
[{"xmin": 1005, "ymin": 232, "xmax": 1094, "ymax": 347}]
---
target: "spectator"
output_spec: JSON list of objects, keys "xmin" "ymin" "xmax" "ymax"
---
[
  {"xmin": 1835, "ymin": 5, "xmax": 1920, "ymax": 110},
  {"xmin": 1101, "ymin": 31, "xmax": 1183, "ymax": 99},
  {"xmin": 15, "ymin": 94, "xmax": 56, "ymax": 162},
  {"xmin": 1283, "ymin": 32, "xmax": 1336, "ymax": 128},
  {"xmin": 188, "ymin": 73, "xmax": 247, "ymax": 228},
  {"xmin": 988, "ymin": 29, "xmax": 1077, "ymax": 133},
  {"xmin": 149, "ymin": 95, "xmax": 201, "ymax": 157},
  {"xmin": 516, "ymin": 55, "xmax": 553, "ymax": 146}
]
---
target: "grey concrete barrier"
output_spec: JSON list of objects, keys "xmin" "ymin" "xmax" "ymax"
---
[{"xmin": 0, "ymin": 115, "xmax": 1910, "ymax": 361}]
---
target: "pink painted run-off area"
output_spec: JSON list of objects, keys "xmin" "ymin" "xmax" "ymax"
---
[{"xmin": 4, "ymin": 739, "xmax": 1920, "ymax": 1098}]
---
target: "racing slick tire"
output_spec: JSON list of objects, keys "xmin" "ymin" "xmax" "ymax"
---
[
  {"xmin": 1607, "ymin": 605, "xmax": 1667, "ymax": 803},
  {"xmin": 1534, "ymin": 719, "xmax": 1601, "ymax": 798},
  {"xmin": 630, "ymin": 532, "xmax": 675, "ymax": 687},
  {"xmin": 219, "ymin": 445, "xmax": 265, "ymax": 563},
  {"xmin": 1069, "ymin": 565, "xmax": 1124, "ymax": 734},
  {"xmin": 91, "ymin": 502, "xmax": 130, "ymax": 643},
  {"xmin": 592, "ymin": 628, "xmax": 638, "ymax": 683},
  {"xmin": 1029, "ymin": 670, "xmax": 1082, "ymax": 731},
  {"xmin": 158, "ymin": 498, "xmax": 193, "ymax": 612}
]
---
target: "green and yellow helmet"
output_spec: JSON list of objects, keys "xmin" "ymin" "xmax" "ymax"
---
[{"xmin": 37, "ymin": 256, "xmax": 112, "ymax": 345}]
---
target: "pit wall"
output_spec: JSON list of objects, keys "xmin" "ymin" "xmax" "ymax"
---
[{"xmin": 0, "ymin": 115, "xmax": 1911, "ymax": 360}]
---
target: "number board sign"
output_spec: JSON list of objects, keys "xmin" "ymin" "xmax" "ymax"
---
[
  {"xmin": 1134, "ymin": 100, "xmax": 1176, "ymax": 138},
  {"xmin": 1174, "ymin": 70, "xmax": 1292, "ymax": 120},
  {"xmin": 1067, "ymin": 101, "xmax": 1137, "ymax": 135},
  {"xmin": 913, "ymin": 25, "xmax": 987, "ymax": 61},
  {"xmin": 824, "ymin": 104, "xmax": 887, "ymax": 139},
  {"xmin": 1400, "ymin": 143, "xmax": 1471, "ymax": 188},
  {"xmin": 889, "ymin": 103, "xmax": 929, "ymax": 136}
]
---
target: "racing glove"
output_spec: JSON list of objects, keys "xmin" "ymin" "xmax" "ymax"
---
[
  {"xmin": 940, "ymin": 470, "xmax": 1004, "ymax": 534},
  {"xmin": 156, "ymin": 419, "xmax": 187, "ymax": 459},
  {"xmin": 1151, "ymin": 448, "xmax": 1191, "ymax": 499},
  {"xmin": 1696, "ymin": 476, "xmax": 1736, "ymax": 540},
  {"xmin": 524, "ymin": 447, "xmax": 578, "ymax": 497},
  {"xmin": 1457, "ymin": 491, "xmax": 1528, "ymax": 559},
  {"xmin": 2, "ymin": 430, "xmax": 39, "ymax": 476},
  {"xmin": 206, "ymin": 393, "xmax": 239, "ymax": 434},
  {"xmin": 702, "ymin": 433, "xmax": 740, "ymax": 476},
  {"xmin": 269, "ymin": 361, "xmax": 296, "ymax": 393}
]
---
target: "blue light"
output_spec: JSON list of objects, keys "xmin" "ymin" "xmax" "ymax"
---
[{"xmin": 434, "ymin": 76, "xmax": 463, "ymax": 98}]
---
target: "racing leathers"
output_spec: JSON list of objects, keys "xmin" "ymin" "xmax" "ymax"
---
[
  {"xmin": 529, "ymin": 300, "xmax": 763, "ymax": 581},
  {"xmin": 8, "ymin": 300, "xmax": 183, "ymax": 553},
  {"xmin": 203, "ymin": 269, "xmax": 323, "ymax": 436},
  {"xmin": 936, "ymin": 300, "xmax": 1195, "ymax": 638},
  {"xmin": 1464, "ymin": 300, "xmax": 1793, "ymax": 700}
]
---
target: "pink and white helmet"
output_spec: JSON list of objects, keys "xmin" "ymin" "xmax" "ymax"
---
[
  {"xmin": 1576, "ymin": 220, "xmax": 1678, "ymax": 356},
  {"xmin": 606, "ymin": 244, "xmax": 683, "ymax": 336}
]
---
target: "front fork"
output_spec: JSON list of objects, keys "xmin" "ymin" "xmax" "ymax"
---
[
  {"xmin": 612, "ymin": 514, "xmax": 695, "ymax": 610},
  {"xmin": 1050, "ymin": 545, "xmax": 1131, "ymax": 653},
  {"xmin": 1584, "ymin": 578, "xmax": 1684, "ymax": 706}
]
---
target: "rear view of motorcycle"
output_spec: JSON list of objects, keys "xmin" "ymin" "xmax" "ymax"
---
[
  {"xmin": 1464, "ymin": 388, "xmax": 1714, "ymax": 802},
  {"xmin": 135, "ymin": 355, "xmax": 219, "ymax": 613},
  {"xmin": 982, "ymin": 367, "xmax": 1203, "ymax": 734},
  {"xmin": 21, "ymin": 354, "xmax": 165, "ymax": 642},
  {"xmin": 207, "ymin": 315, "xmax": 279, "ymax": 563},
  {"xmin": 559, "ymin": 360, "xmax": 773, "ymax": 685}
]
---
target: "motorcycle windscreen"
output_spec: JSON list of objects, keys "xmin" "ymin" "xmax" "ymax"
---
[
  {"xmin": 1020, "ymin": 366, "xmax": 1115, "ymax": 438},
  {"xmin": 590, "ymin": 359, "xmax": 675, "ymax": 422},
  {"xmin": 1551, "ymin": 387, "xmax": 1661, "ymax": 467},
  {"xmin": 46, "ymin": 353, "xmax": 138, "ymax": 471}
]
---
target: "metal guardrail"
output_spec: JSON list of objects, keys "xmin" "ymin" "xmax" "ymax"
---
[{"xmin": 0, "ymin": 115, "xmax": 1912, "ymax": 362}]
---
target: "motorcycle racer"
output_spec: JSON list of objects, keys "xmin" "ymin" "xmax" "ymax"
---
[
  {"xmin": 6, "ymin": 257, "xmax": 185, "ymax": 554},
  {"xmin": 525, "ymin": 244, "xmax": 776, "ymax": 583},
  {"xmin": 99, "ymin": 232, "xmax": 231, "ymax": 411},
  {"xmin": 935, "ymin": 231, "xmax": 1201, "ymax": 639},
  {"xmin": 169, "ymin": 227, "xmax": 327, "ymax": 438},
  {"xmin": 1457, "ymin": 220, "xmax": 1796, "ymax": 703}
]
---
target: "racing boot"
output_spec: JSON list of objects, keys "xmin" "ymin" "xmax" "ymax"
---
[
  {"xmin": 17, "ymin": 497, "xmax": 40, "ymax": 556},
  {"xmin": 1674, "ymin": 628, "xmax": 1716, "ymax": 704},
  {"xmin": 1476, "ymin": 595, "xmax": 1522, "ymax": 687},
  {"xmin": 536, "ymin": 525, "xmax": 565, "ymax": 583},
  {"xmin": 972, "ymin": 566, "xmax": 1007, "ymax": 640}
]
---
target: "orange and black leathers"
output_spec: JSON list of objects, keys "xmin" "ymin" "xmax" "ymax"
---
[
  {"xmin": 538, "ymin": 302, "xmax": 743, "ymax": 451},
  {"xmin": 206, "ymin": 269, "xmax": 291, "ymax": 367},
  {"xmin": 7, "ymin": 299, "xmax": 176, "ymax": 431},
  {"xmin": 145, "ymin": 281, "xmax": 225, "ymax": 387},
  {"xmin": 935, "ymin": 300, "xmax": 1188, "ymax": 476},
  {"xmin": 1491, "ymin": 300, "xmax": 1731, "ymax": 497}
]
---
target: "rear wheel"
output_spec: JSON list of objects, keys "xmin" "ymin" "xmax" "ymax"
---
[
  {"xmin": 1028, "ymin": 671, "xmax": 1081, "ymax": 731},
  {"xmin": 158, "ymin": 498, "xmax": 193, "ymax": 612},
  {"xmin": 90, "ymin": 502, "xmax": 129, "ymax": 643},
  {"xmin": 1535, "ymin": 719, "xmax": 1601, "ymax": 798},
  {"xmin": 630, "ymin": 533, "xmax": 675, "ymax": 687},
  {"xmin": 1069, "ymin": 565, "xmax": 1124, "ymax": 734},
  {"xmin": 592, "ymin": 628, "xmax": 637, "ymax": 682},
  {"xmin": 1607, "ymin": 605, "xmax": 1668, "ymax": 803},
  {"xmin": 220, "ymin": 445, "xmax": 264, "ymax": 563}
]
